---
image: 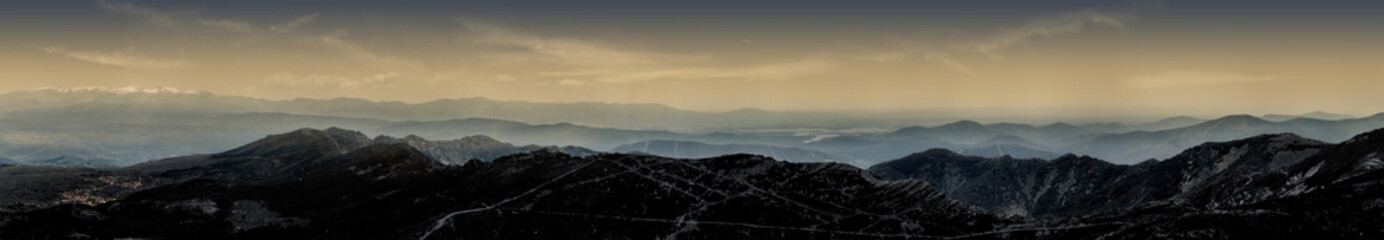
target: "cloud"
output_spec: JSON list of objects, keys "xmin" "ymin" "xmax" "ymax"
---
[
  {"xmin": 98, "ymin": 1, "xmax": 319, "ymax": 37},
  {"xmin": 558, "ymin": 79, "xmax": 586, "ymax": 86},
  {"xmin": 494, "ymin": 74, "xmax": 517, "ymax": 83},
  {"xmin": 272, "ymin": 13, "xmax": 320, "ymax": 33},
  {"xmin": 42, "ymin": 47, "xmax": 195, "ymax": 69},
  {"xmin": 732, "ymin": 58, "xmax": 838, "ymax": 81},
  {"xmin": 974, "ymin": 10, "xmax": 1132, "ymax": 56},
  {"xmin": 1126, "ymin": 71, "xmax": 1280, "ymax": 89},
  {"xmin": 539, "ymin": 58, "xmax": 836, "ymax": 83},
  {"xmin": 197, "ymin": 18, "xmax": 253, "ymax": 32},
  {"xmin": 262, "ymin": 72, "xmax": 401, "ymax": 89},
  {"xmin": 319, "ymin": 33, "xmax": 425, "ymax": 71},
  {"xmin": 96, "ymin": 0, "xmax": 178, "ymax": 25},
  {"xmin": 462, "ymin": 20, "xmax": 701, "ymax": 67},
  {"xmin": 462, "ymin": 20, "xmax": 834, "ymax": 83},
  {"xmin": 96, "ymin": 0, "xmax": 282, "ymax": 37},
  {"xmin": 95, "ymin": 0, "xmax": 420, "ymax": 78},
  {"xmin": 853, "ymin": 53, "xmax": 908, "ymax": 63},
  {"xmin": 852, "ymin": 52, "xmax": 972, "ymax": 75},
  {"xmin": 923, "ymin": 53, "xmax": 974, "ymax": 75}
]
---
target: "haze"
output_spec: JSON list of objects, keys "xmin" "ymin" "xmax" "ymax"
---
[{"xmin": 1, "ymin": 0, "xmax": 1381, "ymax": 117}]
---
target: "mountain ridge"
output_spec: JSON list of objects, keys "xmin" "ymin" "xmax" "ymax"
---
[
  {"xmin": 610, "ymin": 140, "xmax": 866, "ymax": 166},
  {"xmin": 4, "ymin": 126, "xmax": 1384, "ymax": 238},
  {"xmin": 869, "ymin": 131, "xmax": 1344, "ymax": 218},
  {"xmin": 0, "ymin": 128, "xmax": 1006, "ymax": 239}
]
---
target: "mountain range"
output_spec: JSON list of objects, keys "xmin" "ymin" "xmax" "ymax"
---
[
  {"xmin": 1262, "ymin": 111, "xmax": 1357, "ymax": 122},
  {"xmin": 1070, "ymin": 114, "xmax": 1384, "ymax": 163},
  {"xmin": 610, "ymin": 140, "xmax": 865, "ymax": 165},
  {"xmin": 0, "ymin": 127, "xmax": 594, "ymax": 212},
  {"xmin": 4, "ymin": 126, "xmax": 1384, "ymax": 238},
  {"xmin": 0, "ymin": 87, "xmax": 905, "ymax": 132},
  {"xmin": 1, "ymin": 87, "xmax": 1380, "ymax": 168},
  {"xmin": 867, "ymin": 127, "xmax": 1384, "ymax": 238},
  {"xmin": 870, "ymin": 132, "xmax": 1330, "ymax": 217},
  {"xmin": 0, "ymin": 103, "xmax": 797, "ymax": 167},
  {"xmin": 812, "ymin": 113, "xmax": 1384, "ymax": 164},
  {"xmin": 0, "ymin": 128, "xmax": 1003, "ymax": 239}
]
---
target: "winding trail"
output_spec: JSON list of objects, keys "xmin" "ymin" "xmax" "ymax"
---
[{"xmin": 417, "ymin": 161, "xmax": 596, "ymax": 240}]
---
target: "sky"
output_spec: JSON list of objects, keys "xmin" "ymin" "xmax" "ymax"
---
[{"xmin": 1, "ymin": 0, "xmax": 1381, "ymax": 117}]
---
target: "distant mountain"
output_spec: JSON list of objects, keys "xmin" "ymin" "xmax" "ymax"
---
[
  {"xmin": 0, "ymin": 128, "xmax": 1004, "ymax": 239},
  {"xmin": 883, "ymin": 120, "xmax": 1113, "ymax": 145},
  {"xmin": 0, "ymin": 105, "xmax": 388, "ymax": 167},
  {"xmin": 956, "ymin": 144, "xmax": 1062, "ymax": 160},
  {"xmin": 805, "ymin": 120, "xmax": 1117, "ymax": 163},
  {"xmin": 23, "ymin": 156, "xmax": 117, "ymax": 168},
  {"xmin": 1067, "ymin": 114, "xmax": 1273, "ymax": 163},
  {"xmin": 218, "ymin": 127, "xmax": 598, "ymax": 166},
  {"xmin": 373, "ymin": 134, "xmax": 599, "ymax": 164},
  {"xmin": 972, "ymin": 135, "xmax": 1046, "ymax": 149},
  {"xmin": 0, "ymin": 87, "xmax": 234, "ymax": 113},
  {"xmin": 1263, "ymin": 111, "xmax": 1356, "ymax": 121},
  {"xmin": 610, "ymin": 140, "xmax": 866, "ymax": 166},
  {"xmin": 804, "ymin": 135, "xmax": 965, "ymax": 163},
  {"xmin": 807, "ymin": 113, "xmax": 1382, "ymax": 164},
  {"xmin": 1068, "ymin": 114, "xmax": 1384, "ymax": 163},
  {"xmin": 0, "ymin": 89, "xmax": 819, "ymax": 166},
  {"xmin": 1131, "ymin": 115, "xmax": 1206, "ymax": 131},
  {"xmin": 375, "ymin": 118, "xmax": 805, "ymax": 151},
  {"xmin": 3, "ymin": 87, "xmax": 1381, "ymax": 168},
  {"xmin": 949, "ymin": 135, "xmax": 1061, "ymax": 159},
  {"xmin": 0, "ymin": 104, "xmax": 651, "ymax": 167},
  {"xmin": 0, "ymin": 87, "xmax": 916, "ymax": 132},
  {"xmin": 886, "ymin": 120, "xmax": 996, "ymax": 144}
]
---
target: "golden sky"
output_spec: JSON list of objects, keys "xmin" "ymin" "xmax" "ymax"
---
[{"xmin": 1, "ymin": 0, "xmax": 1380, "ymax": 117}]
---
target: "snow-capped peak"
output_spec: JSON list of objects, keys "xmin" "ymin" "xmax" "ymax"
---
[{"xmin": 35, "ymin": 86, "xmax": 208, "ymax": 95}]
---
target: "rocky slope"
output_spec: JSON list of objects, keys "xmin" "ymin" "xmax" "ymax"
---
[
  {"xmin": 1038, "ymin": 128, "xmax": 1384, "ymax": 239},
  {"xmin": 870, "ymin": 129, "xmax": 1384, "ymax": 238},
  {"xmin": 372, "ymin": 133, "xmax": 599, "ymax": 164},
  {"xmin": 5, "ymin": 127, "xmax": 1384, "ymax": 239},
  {"xmin": 0, "ymin": 128, "xmax": 593, "ymax": 212},
  {"xmin": 870, "ymin": 133, "xmax": 1332, "ymax": 218}
]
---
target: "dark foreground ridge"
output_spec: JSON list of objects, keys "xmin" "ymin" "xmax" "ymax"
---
[
  {"xmin": 3, "ymin": 127, "xmax": 1384, "ymax": 239},
  {"xmin": 869, "ymin": 133, "xmax": 1332, "ymax": 217},
  {"xmin": 0, "ymin": 128, "xmax": 1004, "ymax": 239},
  {"xmin": 871, "ymin": 129, "xmax": 1384, "ymax": 239}
]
